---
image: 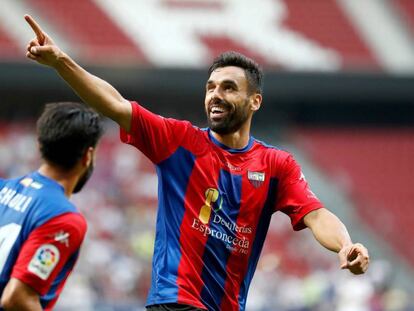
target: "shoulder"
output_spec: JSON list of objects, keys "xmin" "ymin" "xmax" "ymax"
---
[
  {"xmin": 32, "ymin": 195, "xmax": 80, "ymax": 228},
  {"xmin": 36, "ymin": 212, "xmax": 87, "ymax": 239},
  {"xmin": 252, "ymin": 138, "xmax": 292, "ymax": 161}
]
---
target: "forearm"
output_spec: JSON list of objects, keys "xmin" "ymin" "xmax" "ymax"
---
[
  {"xmin": 2, "ymin": 299, "xmax": 42, "ymax": 311},
  {"xmin": 54, "ymin": 53, "xmax": 131, "ymax": 131},
  {"xmin": 304, "ymin": 208, "xmax": 352, "ymax": 253},
  {"xmin": 1, "ymin": 279, "xmax": 42, "ymax": 311}
]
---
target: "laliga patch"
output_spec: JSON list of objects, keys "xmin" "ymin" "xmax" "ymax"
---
[{"xmin": 28, "ymin": 244, "xmax": 60, "ymax": 280}]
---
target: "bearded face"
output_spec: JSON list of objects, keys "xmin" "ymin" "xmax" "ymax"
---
[
  {"xmin": 73, "ymin": 161, "xmax": 94, "ymax": 193},
  {"xmin": 206, "ymin": 97, "xmax": 251, "ymax": 135},
  {"xmin": 205, "ymin": 66, "xmax": 254, "ymax": 135}
]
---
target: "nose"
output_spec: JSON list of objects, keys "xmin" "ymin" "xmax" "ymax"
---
[{"xmin": 210, "ymin": 86, "xmax": 224, "ymax": 101}]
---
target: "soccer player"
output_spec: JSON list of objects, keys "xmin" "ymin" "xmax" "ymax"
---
[
  {"xmin": 0, "ymin": 102, "xmax": 103, "ymax": 311},
  {"xmin": 24, "ymin": 14, "xmax": 369, "ymax": 311}
]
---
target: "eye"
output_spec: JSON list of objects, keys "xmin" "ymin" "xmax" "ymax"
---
[{"xmin": 206, "ymin": 84, "xmax": 215, "ymax": 92}]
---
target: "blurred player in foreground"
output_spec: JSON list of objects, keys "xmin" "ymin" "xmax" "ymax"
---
[
  {"xmin": 0, "ymin": 102, "xmax": 103, "ymax": 311},
  {"xmin": 24, "ymin": 14, "xmax": 369, "ymax": 311}
]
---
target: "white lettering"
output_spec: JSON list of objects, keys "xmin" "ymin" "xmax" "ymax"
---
[
  {"xmin": 95, "ymin": 0, "xmax": 340, "ymax": 70},
  {"xmin": 191, "ymin": 217, "xmax": 250, "ymax": 251},
  {"xmin": 0, "ymin": 187, "xmax": 33, "ymax": 213},
  {"xmin": 0, "ymin": 189, "xmax": 16, "ymax": 205}
]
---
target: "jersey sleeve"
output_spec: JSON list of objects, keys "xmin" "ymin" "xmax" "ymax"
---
[
  {"xmin": 10, "ymin": 212, "xmax": 87, "ymax": 295},
  {"xmin": 120, "ymin": 101, "xmax": 192, "ymax": 163},
  {"xmin": 275, "ymin": 155, "xmax": 324, "ymax": 231}
]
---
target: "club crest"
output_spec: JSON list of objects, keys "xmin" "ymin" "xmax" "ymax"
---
[{"xmin": 248, "ymin": 171, "xmax": 265, "ymax": 188}]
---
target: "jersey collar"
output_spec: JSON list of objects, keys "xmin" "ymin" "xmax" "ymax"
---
[{"xmin": 208, "ymin": 129, "xmax": 254, "ymax": 153}]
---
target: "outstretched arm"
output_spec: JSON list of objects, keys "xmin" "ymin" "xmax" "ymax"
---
[
  {"xmin": 24, "ymin": 14, "xmax": 132, "ymax": 131},
  {"xmin": 304, "ymin": 208, "xmax": 369, "ymax": 275}
]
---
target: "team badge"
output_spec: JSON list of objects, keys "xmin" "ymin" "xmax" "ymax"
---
[
  {"xmin": 248, "ymin": 171, "xmax": 265, "ymax": 188},
  {"xmin": 28, "ymin": 244, "xmax": 60, "ymax": 280}
]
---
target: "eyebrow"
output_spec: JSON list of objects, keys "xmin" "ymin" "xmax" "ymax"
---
[{"xmin": 206, "ymin": 79, "xmax": 238, "ymax": 87}]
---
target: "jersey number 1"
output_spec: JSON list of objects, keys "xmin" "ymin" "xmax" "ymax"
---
[{"xmin": 0, "ymin": 223, "xmax": 22, "ymax": 274}]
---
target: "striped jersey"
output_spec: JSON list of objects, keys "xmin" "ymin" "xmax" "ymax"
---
[
  {"xmin": 0, "ymin": 171, "xmax": 87, "ymax": 310},
  {"xmin": 121, "ymin": 102, "xmax": 323, "ymax": 311}
]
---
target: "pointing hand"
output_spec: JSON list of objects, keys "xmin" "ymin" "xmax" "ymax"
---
[{"xmin": 24, "ymin": 14, "xmax": 63, "ymax": 67}]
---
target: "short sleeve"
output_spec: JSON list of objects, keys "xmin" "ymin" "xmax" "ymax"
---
[
  {"xmin": 120, "ymin": 101, "xmax": 192, "ymax": 163},
  {"xmin": 275, "ymin": 155, "xmax": 323, "ymax": 231},
  {"xmin": 11, "ymin": 212, "xmax": 87, "ymax": 295}
]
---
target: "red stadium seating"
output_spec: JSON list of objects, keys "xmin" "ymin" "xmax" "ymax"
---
[
  {"xmin": 0, "ymin": 27, "xmax": 20, "ymax": 59},
  {"xmin": 394, "ymin": 0, "xmax": 414, "ymax": 34},
  {"xmin": 295, "ymin": 128, "xmax": 414, "ymax": 267},
  {"xmin": 282, "ymin": 0, "xmax": 378, "ymax": 69},
  {"xmin": 27, "ymin": 0, "xmax": 147, "ymax": 64}
]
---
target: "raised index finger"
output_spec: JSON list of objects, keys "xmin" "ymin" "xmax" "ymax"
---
[{"xmin": 24, "ymin": 14, "xmax": 45, "ymax": 44}]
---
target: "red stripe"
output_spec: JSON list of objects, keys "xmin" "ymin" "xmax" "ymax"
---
[
  {"xmin": 219, "ymin": 167, "xmax": 270, "ymax": 310},
  {"xmin": 28, "ymin": 0, "xmax": 147, "ymax": 64},
  {"xmin": 282, "ymin": 0, "xmax": 379, "ymax": 69},
  {"xmin": 394, "ymin": 0, "xmax": 414, "ymax": 33},
  {"xmin": 200, "ymin": 35, "xmax": 271, "ymax": 67},
  {"xmin": 176, "ymin": 156, "xmax": 219, "ymax": 308},
  {"xmin": 43, "ymin": 269, "xmax": 73, "ymax": 311},
  {"xmin": 0, "ymin": 26, "xmax": 20, "ymax": 59}
]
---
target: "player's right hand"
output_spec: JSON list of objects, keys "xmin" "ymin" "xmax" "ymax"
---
[{"xmin": 24, "ymin": 14, "xmax": 63, "ymax": 67}]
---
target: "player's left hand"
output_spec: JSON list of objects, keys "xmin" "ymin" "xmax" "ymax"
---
[{"xmin": 338, "ymin": 243, "xmax": 369, "ymax": 275}]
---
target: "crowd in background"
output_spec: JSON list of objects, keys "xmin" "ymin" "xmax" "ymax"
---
[{"xmin": 0, "ymin": 122, "xmax": 413, "ymax": 311}]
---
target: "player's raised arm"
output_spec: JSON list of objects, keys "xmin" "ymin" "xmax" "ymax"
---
[{"xmin": 24, "ymin": 14, "xmax": 132, "ymax": 131}]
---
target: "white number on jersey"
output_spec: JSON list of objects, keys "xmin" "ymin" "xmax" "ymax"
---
[{"xmin": 0, "ymin": 223, "xmax": 22, "ymax": 274}]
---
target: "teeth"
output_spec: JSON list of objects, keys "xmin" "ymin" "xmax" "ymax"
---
[{"xmin": 211, "ymin": 107, "xmax": 224, "ymax": 113}]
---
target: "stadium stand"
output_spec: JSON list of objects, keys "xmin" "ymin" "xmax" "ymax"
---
[
  {"xmin": 0, "ymin": 27, "xmax": 20, "ymax": 59},
  {"xmin": 1, "ymin": 0, "xmax": 410, "ymax": 70},
  {"xmin": 394, "ymin": 0, "xmax": 414, "ymax": 33},
  {"xmin": 294, "ymin": 128, "xmax": 414, "ymax": 268},
  {"xmin": 1, "ymin": 1, "xmax": 414, "ymax": 310},
  {"xmin": 282, "ymin": 0, "xmax": 378, "ymax": 69},
  {"xmin": 26, "ymin": 0, "xmax": 147, "ymax": 64}
]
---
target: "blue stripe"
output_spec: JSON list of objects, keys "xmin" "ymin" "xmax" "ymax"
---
[
  {"xmin": 200, "ymin": 170, "xmax": 242, "ymax": 311},
  {"xmin": 41, "ymin": 250, "xmax": 79, "ymax": 309},
  {"xmin": 147, "ymin": 147, "xmax": 196, "ymax": 305},
  {"xmin": 238, "ymin": 178, "xmax": 278, "ymax": 311}
]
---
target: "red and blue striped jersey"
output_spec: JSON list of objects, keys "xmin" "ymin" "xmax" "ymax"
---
[
  {"xmin": 0, "ymin": 172, "xmax": 87, "ymax": 310},
  {"xmin": 121, "ymin": 102, "xmax": 323, "ymax": 311}
]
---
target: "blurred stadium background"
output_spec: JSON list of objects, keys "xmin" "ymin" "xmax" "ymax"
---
[{"xmin": 1, "ymin": 0, "xmax": 414, "ymax": 310}]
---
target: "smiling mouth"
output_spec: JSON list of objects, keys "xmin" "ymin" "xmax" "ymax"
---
[{"xmin": 210, "ymin": 106, "xmax": 229, "ymax": 120}]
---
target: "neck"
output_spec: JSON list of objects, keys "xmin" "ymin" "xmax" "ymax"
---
[
  {"xmin": 38, "ymin": 163, "xmax": 78, "ymax": 197},
  {"xmin": 211, "ymin": 121, "xmax": 251, "ymax": 149}
]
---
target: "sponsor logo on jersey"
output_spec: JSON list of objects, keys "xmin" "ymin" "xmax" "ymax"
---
[
  {"xmin": 247, "ymin": 171, "xmax": 265, "ymax": 188},
  {"xmin": 193, "ymin": 187, "xmax": 252, "ymax": 254},
  {"xmin": 198, "ymin": 188, "xmax": 222, "ymax": 224},
  {"xmin": 28, "ymin": 244, "xmax": 60, "ymax": 280}
]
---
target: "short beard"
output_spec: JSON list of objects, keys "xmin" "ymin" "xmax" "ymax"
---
[
  {"xmin": 207, "ymin": 99, "xmax": 250, "ymax": 135},
  {"xmin": 73, "ymin": 163, "xmax": 94, "ymax": 194}
]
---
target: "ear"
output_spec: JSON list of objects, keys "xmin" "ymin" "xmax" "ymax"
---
[
  {"xmin": 250, "ymin": 93, "xmax": 262, "ymax": 112},
  {"xmin": 81, "ymin": 147, "xmax": 94, "ymax": 167}
]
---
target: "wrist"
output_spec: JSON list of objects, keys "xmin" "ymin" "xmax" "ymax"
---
[{"xmin": 53, "ymin": 51, "xmax": 69, "ymax": 70}]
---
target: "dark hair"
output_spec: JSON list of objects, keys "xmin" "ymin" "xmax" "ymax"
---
[
  {"xmin": 37, "ymin": 102, "xmax": 104, "ymax": 170},
  {"xmin": 208, "ymin": 51, "xmax": 263, "ymax": 94}
]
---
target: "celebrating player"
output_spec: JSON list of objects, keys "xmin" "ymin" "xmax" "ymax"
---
[
  {"xmin": 0, "ymin": 102, "xmax": 103, "ymax": 311},
  {"xmin": 24, "ymin": 14, "xmax": 369, "ymax": 311}
]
